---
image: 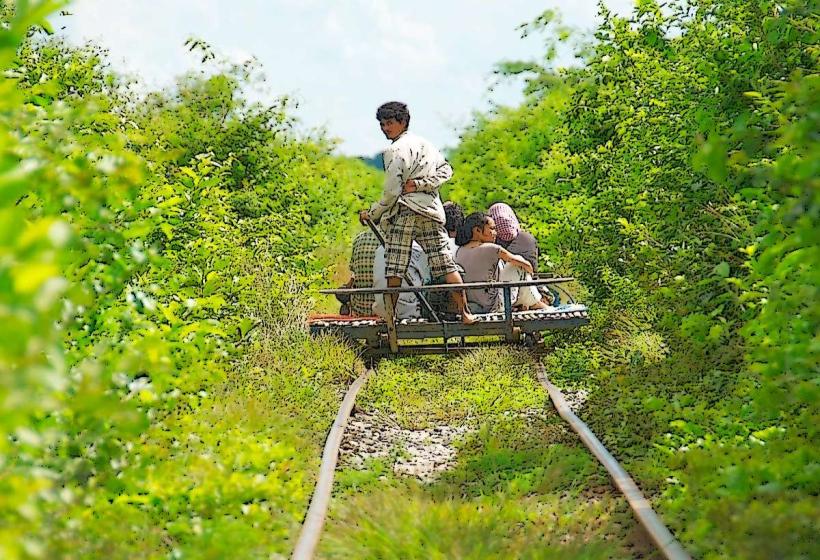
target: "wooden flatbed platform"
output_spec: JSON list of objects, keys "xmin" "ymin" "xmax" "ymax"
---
[{"xmin": 310, "ymin": 277, "xmax": 589, "ymax": 357}]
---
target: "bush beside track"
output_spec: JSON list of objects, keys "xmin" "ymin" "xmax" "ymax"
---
[
  {"xmin": 445, "ymin": 3, "xmax": 818, "ymax": 558},
  {"xmin": 1, "ymin": 4, "xmax": 376, "ymax": 557}
]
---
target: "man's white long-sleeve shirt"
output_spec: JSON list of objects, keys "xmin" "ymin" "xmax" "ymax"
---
[{"xmin": 369, "ymin": 131, "xmax": 453, "ymax": 225}]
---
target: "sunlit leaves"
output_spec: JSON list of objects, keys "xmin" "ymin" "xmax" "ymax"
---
[
  {"xmin": 1, "ymin": 2, "xmax": 379, "ymax": 557},
  {"xmin": 448, "ymin": 1, "xmax": 817, "ymax": 557}
]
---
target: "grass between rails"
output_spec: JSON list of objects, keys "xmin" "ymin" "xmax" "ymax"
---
[
  {"xmin": 357, "ymin": 349, "xmax": 545, "ymax": 429},
  {"xmin": 319, "ymin": 349, "xmax": 662, "ymax": 559}
]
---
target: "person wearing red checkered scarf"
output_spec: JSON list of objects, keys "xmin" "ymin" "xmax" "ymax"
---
[{"xmin": 488, "ymin": 203, "xmax": 538, "ymax": 272}]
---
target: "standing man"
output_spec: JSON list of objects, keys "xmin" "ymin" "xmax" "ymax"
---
[{"xmin": 359, "ymin": 101, "xmax": 476, "ymax": 324}]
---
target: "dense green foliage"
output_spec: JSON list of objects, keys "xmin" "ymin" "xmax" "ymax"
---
[
  {"xmin": 1, "ymin": 1, "xmax": 378, "ymax": 557},
  {"xmin": 447, "ymin": 1, "xmax": 818, "ymax": 558},
  {"xmin": 1, "ymin": 0, "xmax": 817, "ymax": 558}
]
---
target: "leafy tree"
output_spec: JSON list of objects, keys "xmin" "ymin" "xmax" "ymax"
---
[
  {"xmin": 1, "ymin": 2, "xmax": 379, "ymax": 557},
  {"xmin": 447, "ymin": 1, "xmax": 818, "ymax": 557}
]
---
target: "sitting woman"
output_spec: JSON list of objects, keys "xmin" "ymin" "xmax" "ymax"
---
[
  {"xmin": 489, "ymin": 202, "xmax": 558, "ymax": 305},
  {"xmin": 455, "ymin": 212, "xmax": 548, "ymax": 313},
  {"xmin": 487, "ymin": 203, "xmax": 538, "ymax": 271}
]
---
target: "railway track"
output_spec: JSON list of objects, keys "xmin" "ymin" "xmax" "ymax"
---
[{"xmin": 292, "ymin": 360, "xmax": 691, "ymax": 560}]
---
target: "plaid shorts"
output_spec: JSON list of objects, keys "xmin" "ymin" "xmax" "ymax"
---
[{"xmin": 384, "ymin": 205, "xmax": 458, "ymax": 278}]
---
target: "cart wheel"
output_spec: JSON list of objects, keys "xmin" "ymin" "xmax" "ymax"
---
[{"xmin": 523, "ymin": 332, "xmax": 543, "ymax": 348}]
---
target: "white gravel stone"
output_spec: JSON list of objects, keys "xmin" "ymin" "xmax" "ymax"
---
[
  {"xmin": 339, "ymin": 412, "xmax": 474, "ymax": 483},
  {"xmin": 561, "ymin": 389, "xmax": 589, "ymax": 411},
  {"xmin": 339, "ymin": 406, "xmax": 572, "ymax": 483}
]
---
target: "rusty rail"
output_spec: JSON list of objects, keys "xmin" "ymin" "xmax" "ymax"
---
[
  {"xmin": 292, "ymin": 368, "xmax": 372, "ymax": 560},
  {"xmin": 535, "ymin": 363, "xmax": 691, "ymax": 560},
  {"xmin": 291, "ymin": 359, "xmax": 690, "ymax": 560}
]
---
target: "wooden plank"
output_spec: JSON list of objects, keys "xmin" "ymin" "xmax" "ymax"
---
[
  {"xmin": 310, "ymin": 316, "xmax": 589, "ymax": 340},
  {"xmin": 383, "ymin": 293, "xmax": 399, "ymax": 353}
]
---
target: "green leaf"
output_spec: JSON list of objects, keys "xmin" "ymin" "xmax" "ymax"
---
[{"xmin": 713, "ymin": 262, "xmax": 730, "ymax": 278}]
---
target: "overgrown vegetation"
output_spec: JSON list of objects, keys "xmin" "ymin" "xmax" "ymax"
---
[
  {"xmin": 447, "ymin": 2, "xmax": 818, "ymax": 558},
  {"xmin": 1, "ymin": 1, "xmax": 377, "ymax": 557},
  {"xmin": 1, "ymin": 0, "xmax": 817, "ymax": 558}
]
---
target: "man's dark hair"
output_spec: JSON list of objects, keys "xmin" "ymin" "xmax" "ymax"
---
[
  {"xmin": 456, "ymin": 211, "xmax": 491, "ymax": 246},
  {"xmin": 376, "ymin": 101, "xmax": 410, "ymax": 126},
  {"xmin": 443, "ymin": 202, "xmax": 464, "ymax": 236}
]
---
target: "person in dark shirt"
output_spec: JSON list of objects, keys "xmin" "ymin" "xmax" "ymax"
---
[{"xmin": 443, "ymin": 201, "xmax": 464, "ymax": 257}]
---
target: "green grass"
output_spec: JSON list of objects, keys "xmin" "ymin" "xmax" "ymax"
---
[
  {"xmin": 47, "ymin": 331, "xmax": 361, "ymax": 559},
  {"xmin": 358, "ymin": 349, "xmax": 547, "ymax": 429},
  {"xmin": 321, "ymin": 488, "xmax": 636, "ymax": 560}
]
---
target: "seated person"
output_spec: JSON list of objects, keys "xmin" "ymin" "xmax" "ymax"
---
[
  {"xmin": 372, "ymin": 241, "xmax": 431, "ymax": 319},
  {"xmin": 455, "ymin": 212, "xmax": 548, "ymax": 313},
  {"xmin": 443, "ymin": 201, "xmax": 464, "ymax": 258},
  {"xmin": 347, "ymin": 229, "xmax": 381, "ymax": 316},
  {"xmin": 488, "ymin": 203, "xmax": 538, "ymax": 272},
  {"xmin": 489, "ymin": 202, "xmax": 557, "ymax": 304}
]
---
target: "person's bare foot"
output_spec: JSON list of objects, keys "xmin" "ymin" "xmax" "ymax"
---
[{"xmin": 462, "ymin": 311, "xmax": 478, "ymax": 325}]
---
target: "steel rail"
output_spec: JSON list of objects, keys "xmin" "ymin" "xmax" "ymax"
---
[
  {"xmin": 292, "ymin": 368, "xmax": 372, "ymax": 560},
  {"xmin": 535, "ymin": 363, "xmax": 691, "ymax": 560}
]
